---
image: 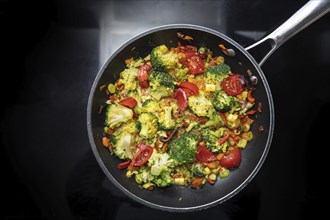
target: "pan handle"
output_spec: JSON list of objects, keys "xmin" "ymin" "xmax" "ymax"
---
[{"xmin": 245, "ymin": 0, "xmax": 330, "ymax": 66}]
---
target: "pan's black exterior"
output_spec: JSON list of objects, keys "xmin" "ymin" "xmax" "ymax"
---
[{"xmin": 87, "ymin": 24, "xmax": 274, "ymax": 212}]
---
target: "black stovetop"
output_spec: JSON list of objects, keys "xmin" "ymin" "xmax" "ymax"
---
[{"xmin": 1, "ymin": 0, "xmax": 329, "ymax": 219}]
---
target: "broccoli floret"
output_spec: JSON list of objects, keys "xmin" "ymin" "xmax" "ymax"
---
[
  {"xmin": 150, "ymin": 45, "xmax": 178, "ymax": 72},
  {"xmin": 105, "ymin": 104, "xmax": 133, "ymax": 129},
  {"xmin": 126, "ymin": 57, "xmax": 144, "ymax": 68},
  {"xmin": 201, "ymin": 128, "xmax": 229, "ymax": 153},
  {"xmin": 114, "ymin": 120, "xmax": 141, "ymax": 134},
  {"xmin": 149, "ymin": 70, "xmax": 175, "ymax": 90},
  {"xmin": 169, "ymin": 134, "xmax": 199, "ymax": 165},
  {"xmin": 201, "ymin": 112, "xmax": 222, "ymax": 129},
  {"xmin": 141, "ymin": 99, "xmax": 161, "ymax": 113},
  {"xmin": 118, "ymin": 67, "xmax": 138, "ymax": 91},
  {"xmin": 138, "ymin": 113, "xmax": 158, "ymax": 139},
  {"xmin": 134, "ymin": 166, "xmax": 154, "ymax": 185},
  {"xmin": 174, "ymin": 67, "xmax": 189, "ymax": 82},
  {"xmin": 191, "ymin": 163, "xmax": 206, "ymax": 178},
  {"xmin": 152, "ymin": 171, "xmax": 173, "ymax": 187},
  {"xmin": 148, "ymin": 70, "xmax": 175, "ymax": 100},
  {"xmin": 110, "ymin": 131, "xmax": 134, "ymax": 159},
  {"xmin": 158, "ymin": 106, "xmax": 176, "ymax": 130},
  {"xmin": 148, "ymin": 150, "xmax": 174, "ymax": 176},
  {"xmin": 204, "ymin": 63, "xmax": 231, "ymax": 84},
  {"xmin": 212, "ymin": 90, "xmax": 238, "ymax": 112},
  {"xmin": 188, "ymin": 95, "xmax": 215, "ymax": 117}
]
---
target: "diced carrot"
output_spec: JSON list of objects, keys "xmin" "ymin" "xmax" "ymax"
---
[{"xmin": 102, "ymin": 137, "xmax": 110, "ymax": 148}]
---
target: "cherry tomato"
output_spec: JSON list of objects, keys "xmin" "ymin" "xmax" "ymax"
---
[
  {"xmin": 218, "ymin": 148, "xmax": 241, "ymax": 168},
  {"xmin": 131, "ymin": 144, "xmax": 153, "ymax": 167},
  {"xmin": 139, "ymin": 80, "xmax": 149, "ymax": 88},
  {"xmin": 117, "ymin": 160, "xmax": 131, "ymax": 170},
  {"xmin": 118, "ymin": 97, "xmax": 137, "ymax": 108},
  {"xmin": 137, "ymin": 64, "xmax": 151, "ymax": 81},
  {"xmin": 182, "ymin": 88, "xmax": 195, "ymax": 97},
  {"xmin": 174, "ymin": 88, "xmax": 188, "ymax": 111},
  {"xmin": 196, "ymin": 146, "xmax": 217, "ymax": 162},
  {"xmin": 221, "ymin": 74, "xmax": 246, "ymax": 96},
  {"xmin": 179, "ymin": 51, "xmax": 205, "ymax": 74},
  {"xmin": 178, "ymin": 82, "xmax": 199, "ymax": 95}
]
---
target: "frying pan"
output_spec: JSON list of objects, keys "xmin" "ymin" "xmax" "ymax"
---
[{"xmin": 87, "ymin": 1, "xmax": 329, "ymax": 212}]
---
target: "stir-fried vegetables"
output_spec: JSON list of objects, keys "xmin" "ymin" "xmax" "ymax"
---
[{"xmin": 101, "ymin": 35, "xmax": 260, "ymax": 190}]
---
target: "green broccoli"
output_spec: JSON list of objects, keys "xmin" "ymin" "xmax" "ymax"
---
[
  {"xmin": 149, "ymin": 70, "xmax": 175, "ymax": 90},
  {"xmin": 138, "ymin": 113, "xmax": 158, "ymax": 139},
  {"xmin": 148, "ymin": 150, "xmax": 174, "ymax": 176},
  {"xmin": 168, "ymin": 134, "xmax": 199, "ymax": 165},
  {"xmin": 126, "ymin": 57, "xmax": 144, "ymax": 68},
  {"xmin": 191, "ymin": 163, "xmax": 206, "ymax": 178},
  {"xmin": 152, "ymin": 171, "xmax": 173, "ymax": 187},
  {"xmin": 201, "ymin": 112, "xmax": 222, "ymax": 129},
  {"xmin": 150, "ymin": 45, "xmax": 178, "ymax": 72},
  {"xmin": 141, "ymin": 99, "xmax": 161, "ymax": 113},
  {"xmin": 114, "ymin": 120, "xmax": 141, "ymax": 134},
  {"xmin": 173, "ymin": 67, "xmax": 189, "ymax": 82},
  {"xmin": 211, "ymin": 90, "xmax": 238, "ymax": 112},
  {"xmin": 118, "ymin": 67, "xmax": 138, "ymax": 91},
  {"xmin": 158, "ymin": 106, "xmax": 176, "ymax": 130},
  {"xmin": 188, "ymin": 95, "xmax": 215, "ymax": 117},
  {"xmin": 204, "ymin": 63, "xmax": 231, "ymax": 84},
  {"xmin": 201, "ymin": 128, "xmax": 229, "ymax": 153},
  {"xmin": 110, "ymin": 131, "xmax": 134, "ymax": 159},
  {"xmin": 148, "ymin": 70, "xmax": 175, "ymax": 100},
  {"xmin": 134, "ymin": 166, "xmax": 154, "ymax": 185},
  {"xmin": 105, "ymin": 104, "xmax": 133, "ymax": 129}
]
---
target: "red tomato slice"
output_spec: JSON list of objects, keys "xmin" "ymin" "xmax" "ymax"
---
[
  {"xmin": 131, "ymin": 144, "xmax": 153, "ymax": 167},
  {"xmin": 182, "ymin": 88, "xmax": 195, "ymax": 97},
  {"xmin": 137, "ymin": 64, "xmax": 151, "ymax": 81},
  {"xmin": 187, "ymin": 55, "xmax": 205, "ymax": 74},
  {"xmin": 139, "ymin": 80, "xmax": 149, "ymax": 88},
  {"xmin": 218, "ymin": 148, "xmax": 241, "ymax": 168},
  {"xmin": 178, "ymin": 82, "xmax": 199, "ymax": 95},
  {"xmin": 174, "ymin": 88, "xmax": 188, "ymax": 111},
  {"xmin": 179, "ymin": 51, "xmax": 205, "ymax": 74},
  {"xmin": 221, "ymin": 74, "xmax": 246, "ymax": 96},
  {"xmin": 118, "ymin": 97, "xmax": 137, "ymax": 108},
  {"xmin": 196, "ymin": 146, "xmax": 217, "ymax": 162},
  {"xmin": 117, "ymin": 160, "xmax": 131, "ymax": 170}
]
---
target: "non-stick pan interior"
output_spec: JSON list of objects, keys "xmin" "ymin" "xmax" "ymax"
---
[{"xmin": 87, "ymin": 24, "xmax": 274, "ymax": 212}]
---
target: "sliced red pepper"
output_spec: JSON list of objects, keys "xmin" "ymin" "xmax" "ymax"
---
[
  {"xmin": 218, "ymin": 133, "xmax": 230, "ymax": 145},
  {"xmin": 117, "ymin": 160, "xmax": 131, "ymax": 170},
  {"xmin": 245, "ymin": 109, "xmax": 256, "ymax": 115},
  {"xmin": 219, "ymin": 112, "xmax": 227, "ymax": 126},
  {"xmin": 118, "ymin": 97, "xmax": 138, "ymax": 108},
  {"xmin": 196, "ymin": 146, "xmax": 217, "ymax": 163},
  {"xmin": 178, "ymin": 82, "xmax": 199, "ymax": 95},
  {"xmin": 247, "ymin": 89, "xmax": 255, "ymax": 103},
  {"xmin": 174, "ymin": 88, "xmax": 188, "ymax": 111}
]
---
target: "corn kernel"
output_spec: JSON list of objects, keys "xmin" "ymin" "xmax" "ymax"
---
[
  {"xmin": 174, "ymin": 177, "xmax": 185, "ymax": 185},
  {"xmin": 205, "ymin": 84, "xmax": 216, "ymax": 91},
  {"xmin": 203, "ymin": 167, "xmax": 211, "ymax": 175},
  {"xmin": 237, "ymin": 139, "xmax": 247, "ymax": 148},
  {"xmin": 208, "ymin": 173, "xmax": 217, "ymax": 181},
  {"xmin": 227, "ymin": 113, "xmax": 238, "ymax": 122}
]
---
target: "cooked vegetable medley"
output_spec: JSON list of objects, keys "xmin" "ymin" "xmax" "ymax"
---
[{"xmin": 101, "ymin": 36, "xmax": 258, "ymax": 190}]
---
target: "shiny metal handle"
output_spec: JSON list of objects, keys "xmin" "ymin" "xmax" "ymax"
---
[{"xmin": 246, "ymin": 0, "xmax": 330, "ymax": 66}]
